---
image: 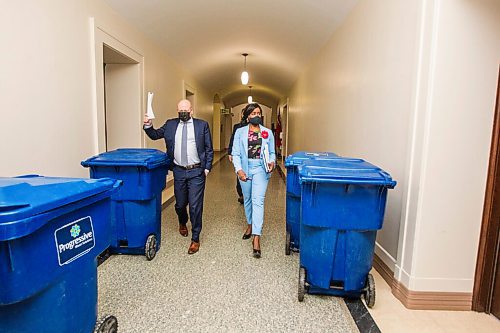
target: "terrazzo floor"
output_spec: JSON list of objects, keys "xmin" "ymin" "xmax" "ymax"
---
[{"xmin": 97, "ymin": 158, "xmax": 359, "ymax": 332}]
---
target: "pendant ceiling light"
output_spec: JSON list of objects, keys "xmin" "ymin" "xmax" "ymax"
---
[
  {"xmin": 247, "ymin": 85, "xmax": 253, "ymax": 104},
  {"xmin": 241, "ymin": 53, "xmax": 249, "ymax": 85}
]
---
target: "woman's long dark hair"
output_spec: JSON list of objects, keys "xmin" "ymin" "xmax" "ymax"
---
[{"xmin": 242, "ymin": 103, "xmax": 262, "ymax": 121}]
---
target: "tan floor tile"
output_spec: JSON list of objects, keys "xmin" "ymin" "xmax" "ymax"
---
[{"xmin": 368, "ymin": 270, "xmax": 500, "ymax": 333}]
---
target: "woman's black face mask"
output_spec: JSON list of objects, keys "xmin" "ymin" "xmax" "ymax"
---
[
  {"xmin": 178, "ymin": 111, "xmax": 191, "ymax": 122},
  {"xmin": 249, "ymin": 116, "xmax": 262, "ymax": 125}
]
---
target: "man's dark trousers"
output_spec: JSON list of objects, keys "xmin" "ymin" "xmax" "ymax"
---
[{"xmin": 173, "ymin": 165, "xmax": 206, "ymax": 242}]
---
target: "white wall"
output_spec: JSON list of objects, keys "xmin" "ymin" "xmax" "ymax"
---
[
  {"xmin": 397, "ymin": 0, "xmax": 500, "ymax": 292},
  {"xmin": 0, "ymin": 0, "xmax": 213, "ymax": 177},
  {"xmin": 286, "ymin": 0, "xmax": 500, "ymax": 293},
  {"xmin": 231, "ymin": 104, "xmax": 247, "ymax": 129}
]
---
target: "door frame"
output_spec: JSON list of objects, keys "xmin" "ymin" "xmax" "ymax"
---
[
  {"xmin": 90, "ymin": 18, "xmax": 145, "ymax": 153},
  {"xmin": 281, "ymin": 99, "xmax": 289, "ymax": 163},
  {"xmin": 183, "ymin": 80, "xmax": 196, "ymax": 112},
  {"xmin": 284, "ymin": 100, "xmax": 289, "ymax": 157},
  {"xmin": 473, "ymin": 67, "xmax": 500, "ymax": 312}
]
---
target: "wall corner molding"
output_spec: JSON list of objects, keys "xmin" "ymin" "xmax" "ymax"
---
[{"xmin": 373, "ymin": 254, "xmax": 473, "ymax": 311}]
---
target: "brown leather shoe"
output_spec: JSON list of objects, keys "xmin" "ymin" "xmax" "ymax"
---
[
  {"xmin": 179, "ymin": 225, "xmax": 188, "ymax": 237},
  {"xmin": 188, "ymin": 241, "xmax": 200, "ymax": 254}
]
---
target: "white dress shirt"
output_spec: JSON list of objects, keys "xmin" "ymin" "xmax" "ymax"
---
[{"xmin": 174, "ymin": 118, "xmax": 200, "ymax": 166}]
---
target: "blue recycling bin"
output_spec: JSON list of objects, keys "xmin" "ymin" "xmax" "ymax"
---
[
  {"xmin": 0, "ymin": 175, "xmax": 121, "ymax": 333},
  {"xmin": 82, "ymin": 148, "xmax": 169, "ymax": 260},
  {"xmin": 284, "ymin": 152, "xmax": 343, "ymax": 254},
  {"xmin": 296, "ymin": 159, "xmax": 396, "ymax": 307}
]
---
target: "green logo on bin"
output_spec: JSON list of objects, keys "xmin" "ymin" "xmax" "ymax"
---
[
  {"xmin": 70, "ymin": 224, "xmax": 81, "ymax": 238},
  {"xmin": 55, "ymin": 217, "xmax": 95, "ymax": 266}
]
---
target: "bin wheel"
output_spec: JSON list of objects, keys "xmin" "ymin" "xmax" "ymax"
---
[
  {"xmin": 94, "ymin": 315, "xmax": 118, "ymax": 333},
  {"xmin": 145, "ymin": 234, "xmax": 157, "ymax": 261},
  {"xmin": 285, "ymin": 231, "xmax": 291, "ymax": 255},
  {"xmin": 364, "ymin": 273, "xmax": 376, "ymax": 308},
  {"xmin": 298, "ymin": 267, "xmax": 306, "ymax": 302}
]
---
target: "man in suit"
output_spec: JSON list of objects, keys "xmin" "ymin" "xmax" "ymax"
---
[
  {"xmin": 143, "ymin": 99, "xmax": 214, "ymax": 254},
  {"xmin": 228, "ymin": 109, "xmax": 246, "ymax": 204}
]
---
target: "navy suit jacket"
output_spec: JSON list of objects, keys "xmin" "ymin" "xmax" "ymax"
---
[{"xmin": 144, "ymin": 118, "xmax": 214, "ymax": 171}]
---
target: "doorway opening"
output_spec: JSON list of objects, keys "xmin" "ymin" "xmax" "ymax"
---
[
  {"xmin": 183, "ymin": 81, "xmax": 196, "ymax": 113},
  {"xmin": 103, "ymin": 45, "xmax": 141, "ymax": 151},
  {"xmin": 186, "ymin": 90, "xmax": 194, "ymax": 106},
  {"xmin": 280, "ymin": 103, "xmax": 289, "ymax": 164},
  {"xmin": 223, "ymin": 111, "xmax": 232, "ymax": 150}
]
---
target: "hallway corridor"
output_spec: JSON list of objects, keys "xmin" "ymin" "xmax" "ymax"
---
[
  {"xmin": 1, "ymin": 1, "xmax": 500, "ymax": 332},
  {"xmin": 97, "ymin": 158, "xmax": 358, "ymax": 332}
]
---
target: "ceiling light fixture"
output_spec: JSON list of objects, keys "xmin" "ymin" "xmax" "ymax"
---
[
  {"xmin": 241, "ymin": 53, "xmax": 249, "ymax": 85},
  {"xmin": 247, "ymin": 85, "xmax": 253, "ymax": 104}
]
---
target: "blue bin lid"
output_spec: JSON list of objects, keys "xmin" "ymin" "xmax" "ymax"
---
[
  {"xmin": 285, "ymin": 151, "xmax": 343, "ymax": 167},
  {"xmin": 81, "ymin": 148, "xmax": 169, "ymax": 169},
  {"xmin": 0, "ymin": 175, "xmax": 120, "ymax": 228},
  {"xmin": 298, "ymin": 159, "xmax": 397, "ymax": 188}
]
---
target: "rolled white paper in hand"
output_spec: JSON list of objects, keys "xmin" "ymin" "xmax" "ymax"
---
[
  {"xmin": 263, "ymin": 143, "xmax": 271, "ymax": 173},
  {"xmin": 146, "ymin": 92, "xmax": 155, "ymax": 119}
]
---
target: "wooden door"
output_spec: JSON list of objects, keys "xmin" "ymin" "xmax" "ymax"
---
[
  {"xmin": 473, "ymin": 67, "xmax": 500, "ymax": 318},
  {"xmin": 491, "ymin": 243, "xmax": 500, "ymax": 317}
]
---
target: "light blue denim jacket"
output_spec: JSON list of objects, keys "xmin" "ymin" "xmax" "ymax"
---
[{"xmin": 232, "ymin": 124, "xmax": 276, "ymax": 180}]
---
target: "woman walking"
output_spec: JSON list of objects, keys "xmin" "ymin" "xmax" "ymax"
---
[{"xmin": 231, "ymin": 103, "xmax": 276, "ymax": 258}]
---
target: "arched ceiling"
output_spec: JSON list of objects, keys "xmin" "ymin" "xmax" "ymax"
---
[{"xmin": 104, "ymin": 0, "xmax": 358, "ymax": 107}]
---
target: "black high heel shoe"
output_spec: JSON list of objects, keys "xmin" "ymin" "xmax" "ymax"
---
[
  {"xmin": 252, "ymin": 237, "xmax": 261, "ymax": 258},
  {"xmin": 242, "ymin": 228, "xmax": 252, "ymax": 240}
]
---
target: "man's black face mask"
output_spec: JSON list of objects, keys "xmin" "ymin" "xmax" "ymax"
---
[{"xmin": 179, "ymin": 111, "xmax": 191, "ymax": 122}]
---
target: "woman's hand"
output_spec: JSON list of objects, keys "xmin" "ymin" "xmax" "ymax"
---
[
  {"xmin": 268, "ymin": 161, "xmax": 275, "ymax": 172},
  {"xmin": 237, "ymin": 170, "xmax": 249, "ymax": 181}
]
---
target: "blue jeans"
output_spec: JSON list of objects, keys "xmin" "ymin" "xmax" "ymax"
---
[{"xmin": 239, "ymin": 159, "xmax": 269, "ymax": 236}]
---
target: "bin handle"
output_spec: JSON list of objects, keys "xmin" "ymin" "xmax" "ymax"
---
[
  {"xmin": 310, "ymin": 182, "xmax": 317, "ymax": 207},
  {"xmin": 0, "ymin": 203, "xmax": 31, "ymax": 213},
  {"xmin": 305, "ymin": 152, "xmax": 328, "ymax": 157},
  {"xmin": 1, "ymin": 242, "xmax": 15, "ymax": 272},
  {"xmin": 137, "ymin": 167, "xmax": 143, "ymax": 186},
  {"xmin": 377, "ymin": 186, "xmax": 385, "ymax": 212},
  {"xmin": 300, "ymin": 177, "xmax": 396, "ymax": 187}
]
